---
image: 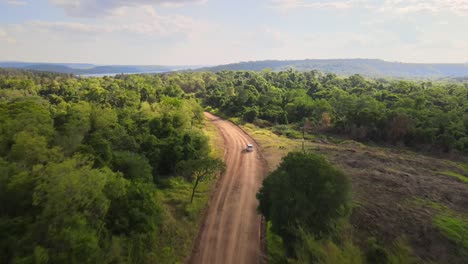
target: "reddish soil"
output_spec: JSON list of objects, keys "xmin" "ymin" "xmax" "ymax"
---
[{"xmin": 189, "ymin": 113, "xmax": 267, "ymax": 264}]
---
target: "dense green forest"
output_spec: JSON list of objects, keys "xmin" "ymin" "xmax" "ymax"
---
[
  {"xmin": 198, "ymin": 70, "xmax": 467, "ymax": 154},
  {"xmin": 0, "ymin": 69, "xmax": 216, "ymax": 263},
  {"xmin": 0, "ymin": 68, "xmax": 466, "ymax": 263}
]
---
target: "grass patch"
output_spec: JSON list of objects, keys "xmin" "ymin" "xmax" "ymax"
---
[
  {"xmin": 387, "ymin": 238, "xmax": 419, "ymax": 264},
  {"xmin": 266, "ymin": 221, "xmax": 287, "ymax": 264},
  {"xmin": 203, "ymin": 117, "xmax": 224, "ymax": 159},
  {"xmin": 406, "ymin": 198, "xmax": 448, "ymax": 211},
  {"xmin": 433, "ymin": 214, "xmax": 468, "ymax": 251},
  {"xmin": 155, "ymin": 177, "xmax": 212, "ymax": 263},
  {"xmin": 271, "ymin": 125, "xmax": 303, "ymax": 139},
  {"xmin": 154, "ymin": 116, "xmax": 222, "ymax": 263},
  {"xmin": 440, "ymin": 171, "xmax": 468, "ymax": 183},
  {"xmin": 228, "ymin": 117, "xmax": 242, "ymax": 125},
  {"xmin": 407, "ymin": 198, "xmax": 468, "ymax": 253},
  {"xmin": 462, "ymin": 164, "xmax": 468, "ymax": 173},
  {"xmin": 339, "ymin": 140, "xmax": 367, "ymax": 148}
]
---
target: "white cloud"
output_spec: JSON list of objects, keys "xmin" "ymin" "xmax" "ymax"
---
[
  {"xmin": 270, "ymin": 0, "xmax": 354, "ymax": 10},
  {"xmin": 6, "ymin": 0, "xmax": 27, "ymax": 5},
  {"xmin": 30, "ymin": 5, "xmax": 209, "ymax": 39},
  {"xmin": 51, "ymin": 0, "xmax": 207, "ymax": 17},
  {"xmin": 0, "ymin": 28, "xmax": 16, "ymax": 44},
  {"xmin": 380, "ymin": 0, "xmax": 468, "ymax": 16},
  {"xmin": 270, "ymin": 0, "xmax": 468, "ymax": 16}
]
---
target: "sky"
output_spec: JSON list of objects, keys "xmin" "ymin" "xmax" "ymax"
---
[{"xmin": 0, "ymin": 0, "xmax": 467, "ymax": 65}]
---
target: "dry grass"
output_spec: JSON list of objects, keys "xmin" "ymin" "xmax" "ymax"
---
[{"xmin": 241, "ymin": 124, "xmax": 468, "ymax": 263}]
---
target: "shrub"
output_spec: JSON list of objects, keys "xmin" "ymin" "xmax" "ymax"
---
[
  {"xmin": 292, "ymin": 229, "xmax": 363, "ymax": 264},
  {"xmin": 257, "ymin": 152, "xmax": 351, "ymax": 253}
]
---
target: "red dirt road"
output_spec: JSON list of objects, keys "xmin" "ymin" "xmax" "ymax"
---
[{"xmin": 189, "ymin": 113, "xmax": 267, "ymax": 264}]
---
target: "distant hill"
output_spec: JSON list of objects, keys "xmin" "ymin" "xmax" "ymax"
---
[
  {"xmin": 3, "ymin": 59, "xmax": 468, "ymax": 78},
  {"xmin": 197, "ymin": 59, "xmax": 468, "ymax": 78},
  {"xmin": 0, "ymin": 62, "xmax": 195, "ymax": 75}
]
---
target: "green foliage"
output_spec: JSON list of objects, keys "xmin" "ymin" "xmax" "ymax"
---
[
  {"xmin": 363, "ymin": 237, "xmax": 419, "ymax": 264},
  {"xmin": 112, "ymin": 151, "xmax": 153, "ymax": 182},
  {"xmin": 440, "ymin": 171, "xmax": 468, "ymax": 183},
  {"xmin": 433, "ymin": 214, "xmax": 468, "ymax": 251},
  {"xmin": 0, "ymin": 71, "xmax": 212, "ymax": 263},
  {"xmin": 177, "ymin": 158, "xmax": 225, "ymax": 203},
  {"xmin": 406, "ymin": 198, "xmax": 466, "ymax": 258},
  {"xmin": 266, "ymin": 221, "xmax": 288, "ymax": 264},
  {"xmin": 387, "ymin": 239, "xmax": 419, "ymax": 264},
  {"xmin": 243, "ymin": 106, "xmax": 259, "ymax": 122},
  {"xmin": 271, "ymin": 125, "xmax": 303, "ymax": 139},
  {"xmin": 257, "ymin": 151, "xmax": 351, "ymax": 252},
  {"xmin": 366, "ymin": 237, "xmax": 390, "ymax": 264},
  {"xmin": 199, "ymin": 70, "xmax": 467, "ymax": 153},
  {"xmin": 292, "ymin": 229, "xmax": 363, "ymax": 264}
]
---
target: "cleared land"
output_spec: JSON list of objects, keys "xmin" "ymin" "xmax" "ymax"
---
[
  {"xmin": 189, "ymin": 113, "xmax": 267, "ymax": 264},
  {"xmin": 242, "ymin": 123, "xmax": 468, "ymax": 263}
]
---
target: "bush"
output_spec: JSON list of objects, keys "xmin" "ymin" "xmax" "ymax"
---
[
  {"xmin": 242, "ymin": 106, "xmax": 259, "ymax": 123},
  {"xmin": 366, "ymin": 237, "xmax": 389, "ymax": 264},
  {"xmin": 292, "ymin": 229, "xmax": 363, "ymax": 264},
  {"xmin": 253, "ymin": 118, "xmax": 272, "ymax": 128},
  {"xmin": 271, "ymin": 125, "xmax": 302, "ymax": 139},
  {"xmin": 257, "ymin": 152, "xmax": 351, "ymax": 253}
]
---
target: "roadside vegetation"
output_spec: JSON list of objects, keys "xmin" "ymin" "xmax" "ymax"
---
[
  {"xmin": 247, "ymin": 123, "xmax": 467, "ymax": 263},
  {"xmin": 257, "ymin": 151, "xmax": 425, "ymax": 263},
  {"xmin": 198, "ymin": 70, "xmax": 467, "ymax": 154},
  {"xmin": 0, "ymin": 70, "xmax": 223, "ymax": 263},
  {"xmin": 187, "ymin": 68, "xmax": 466, "ymax": 262},
  {"xmin": 1, "ymin": 68, "xmax": 466, "ymax": 263}
]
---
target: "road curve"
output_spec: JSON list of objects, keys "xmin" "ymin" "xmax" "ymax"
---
[{"xmin": 189, "ymin": 113, "xmax": 267, "ymax": 264}]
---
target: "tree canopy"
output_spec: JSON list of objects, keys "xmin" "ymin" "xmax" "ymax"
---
[
  {"xmin": 257, "ymin": 152, "xmax": 351, "ymax": 253},
  {"xmin": 0, "ymin": 70, "xmax": 211, "ymax": 263}
]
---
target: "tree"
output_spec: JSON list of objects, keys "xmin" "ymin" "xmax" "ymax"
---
[
  {"xmin": 112, "ymin": 151, "xmax": 153, "ymax": 182},
  {"xmin": 32, "ymin": 157, "xmax": 127, "ymax": 263},
  {"xmin": 257, "ymin": 152, "xmax": 350, "ymax": 253},
  {"xmin": 177, "ymin": 158, "xmax": 225, "ymax": 203}
]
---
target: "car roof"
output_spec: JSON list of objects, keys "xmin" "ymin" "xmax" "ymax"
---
[{"xmin": 247, "ymin": 144, "xmax": 253, "ymax": 147}]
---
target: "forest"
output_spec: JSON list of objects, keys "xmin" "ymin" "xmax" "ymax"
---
[
  {"xmin": 199, "ymin": 70, "xmax": 467, "ymax": 154},
  {"xmin": 0, "ymin": 68, "xmax": 466, "ymax": 263},
  {"xmin": 0, "ymin": 69, "xmax": 215, "ymax": 263}
]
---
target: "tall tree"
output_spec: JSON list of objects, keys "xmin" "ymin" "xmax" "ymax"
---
[{"xmin": 177, "ymin": 158, "xmax": 225, "ymax": 203}]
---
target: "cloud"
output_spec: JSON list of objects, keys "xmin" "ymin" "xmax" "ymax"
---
[
  {"xmin": 270, "ymin": 0, "xmax": 468, "ymax": 16},
  {"xmin": 51, "ymin": 0, "xmax": 207, "ymax": 17},
  {"xmin": 270, "ymin": 0, "xmax": 356, "ymax": 10},
  {"xmin": 30, "ymin": 6, "xmax": 209, "ymax": 38},
  {"xmin": 0, "ymin": 28, "xmax": 16, "ymax": 44},
  {"xmin": 6, "ymin": 0, "xmax": 27, "ymax": 5},
  {"xmin": 380, "ymin": 0, "xmax": 468, "ymax": 16}
]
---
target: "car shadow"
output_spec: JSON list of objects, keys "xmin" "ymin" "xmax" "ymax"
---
[{"xmin": 241, "ymin": 149, "xmax": 254, "ymax": 154}]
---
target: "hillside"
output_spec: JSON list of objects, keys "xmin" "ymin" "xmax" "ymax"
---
[
  {"xmin": 3, "ymin": 59, "xmax": 468, "ymax": 78},
  {"xmin": 0, "ymin": 62, "xmax": 192, "ymax": 75},
  {"xmin": 197, "ymin": 59, "xmax": 468, "ymax": 78}
]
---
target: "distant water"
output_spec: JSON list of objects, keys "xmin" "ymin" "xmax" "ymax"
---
[{"xmin": 79, "ymin": 70, "xmax": 171, "ymax": 78}]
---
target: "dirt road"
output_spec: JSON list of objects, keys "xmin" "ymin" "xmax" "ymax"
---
[{"xmin": 189, "ymin": 113, "xmax": 267, "ymax": 264}]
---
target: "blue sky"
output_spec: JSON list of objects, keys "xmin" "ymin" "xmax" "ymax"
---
[{"xmin": 0, "ymin": 0, "xmax": 467, "ymax": 65}]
